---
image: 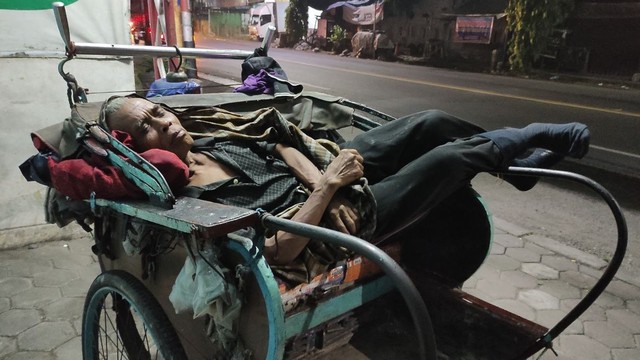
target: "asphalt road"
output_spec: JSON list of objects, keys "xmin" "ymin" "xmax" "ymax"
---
[{"xmin": 192, "ymin": 37, "xmax": 640, "ymax": 281}]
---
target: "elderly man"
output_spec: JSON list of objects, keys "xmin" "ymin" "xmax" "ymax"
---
[{"xmin": 88, "ymin": 96, "xmax": 589, "ymax": 269}]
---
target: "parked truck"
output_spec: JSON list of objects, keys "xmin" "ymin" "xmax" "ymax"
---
[{"xmin": 248, "ymin": 0, "xmax": 289, "ymax": 41}]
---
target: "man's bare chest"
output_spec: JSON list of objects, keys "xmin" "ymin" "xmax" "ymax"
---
[{"xmin": 187, "ymin": 152, "xmax": 237, "ymax": 186}]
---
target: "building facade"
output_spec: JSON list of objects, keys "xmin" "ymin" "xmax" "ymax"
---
[{"xmin": 378, "ymin": 0, "xmax": 640, "ymax": 77}]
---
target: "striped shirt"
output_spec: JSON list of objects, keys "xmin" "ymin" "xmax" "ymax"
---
[{"xmin": 180, "ymin": 137, "xmax": 307, "ymax": 215}]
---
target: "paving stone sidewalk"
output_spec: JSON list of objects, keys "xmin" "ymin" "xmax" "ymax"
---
[
  {"xmin": 464, "ymin": 218, "xmax": 640, "ymax": 360},
  {"xmin": 0, "ymin": 217, "xmax": 638, "ymax": 360}
]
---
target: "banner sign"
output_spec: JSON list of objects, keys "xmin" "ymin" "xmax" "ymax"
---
[
  {"xmin": 453, "ymin": 16, "xmax": 494, "ymax": 44},
  {"xmin": 326, "ymin": 0, "xmax": 380, "ymax": 10},
  {"xmin": 341, "ymin": 0, "xmax": 383, "ymax": 25}
]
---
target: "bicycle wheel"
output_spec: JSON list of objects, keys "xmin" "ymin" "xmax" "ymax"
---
[{"xmin": 82, "ymin": 270, "xmax": 187, "ymax": 360}]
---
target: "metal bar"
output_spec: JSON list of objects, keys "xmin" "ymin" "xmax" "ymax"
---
[
  {"xmin": 260, "ymin": 214, "xmax": 436, "ymax": 360},
  {"xmin": 506, "ymin": 167, "xmax": 628, "ymax": 358},
  {"xmin": 261, "ymin": 26, "xmax": 277, "ymax": 51},
  {"xmin": 352, "ymin": 114, "xmax": 382, "ymax": 132},
  {"xmin": 101, "ymin": 128, "xmax": 174, "ymax": 197},
  {"xmin": 85, "ymin": 125, "xmax": 175, "ymax": 208},
  {"xmin": 339, "ymin": 99, "xmax": 397, "ymax": 123},
  {"xmin": 52, "ymin": 2, "xmax": 72, "ymax": 52},
  {"xmin": 94, "ymin": 199, "xmax": 195, "ymax": 233},
  {"xmin": 71, "ymin": 43, "xmax": 253, "ymax": 59},
  {"xmin": 226, "ymin": 235, "xmax": 286, "ymax": 360},
  {"xmin": 105, "ymin": 154, "xmax": 170, "ymax": 206},
  {"xmin": 63, "ymin": 26, "xmax": 276, "ymax": 60}
]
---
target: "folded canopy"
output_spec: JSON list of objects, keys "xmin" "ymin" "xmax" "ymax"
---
[{"xmin": 309, "ymin": 0, "xmax": 380, "ymax": 11}]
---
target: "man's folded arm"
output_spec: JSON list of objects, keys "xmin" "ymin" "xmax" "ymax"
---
[
  {"xmin": 264, "ymin": 148, "xmax": 364, "ymax": 264},
  {"xmin": 273, "ymin": 143, "xmax": 322, "ymax": 190},
  {"xmin": 274, "ymin": 143, "xmax": 361, "ymax": 235}
]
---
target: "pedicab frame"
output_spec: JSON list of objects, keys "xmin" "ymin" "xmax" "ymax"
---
[{"xmin": 44, "ymin": 3, "xmax": 628, "ymax": 359}]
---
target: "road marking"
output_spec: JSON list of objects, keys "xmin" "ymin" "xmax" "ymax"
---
[
  {"xmin": 199, "ymin": 69, "xmax": 639, "ymax": 159},
  {"xmin": 591, "ymin": 145, "xmax": 640, "ymax": 160},
  {"xmin": 280, "ymin": 59, "xmax": 640, "ymax": 119}
]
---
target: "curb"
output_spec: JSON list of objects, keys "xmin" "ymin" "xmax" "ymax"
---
[
  {"xmin": 524, "ymin": 234, "xmax": 608, "ymax": 270},
  {"xmin": 0, "ymin": 223, "xmax": 88, "ymax": 251},
  {"xmin": 493, "ymin": 215, "xmax": 639, "ymax": 289}
]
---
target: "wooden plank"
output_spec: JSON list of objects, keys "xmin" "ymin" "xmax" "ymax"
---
[{"xmin": 96, "ymin": 197, "xmax": 258, "ymax": 235}]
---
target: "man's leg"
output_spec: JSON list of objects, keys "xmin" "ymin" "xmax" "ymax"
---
[
  {"xmin": 342, "ymin": 110, "xmax": 485, "ymax": 183},
  {"xmin": 369, "ymin": 121, "xmax": 590, "ymax": 237},
  {"xmin": 370, "ymin": 137, "xmax": 501, "ymax": 237}
]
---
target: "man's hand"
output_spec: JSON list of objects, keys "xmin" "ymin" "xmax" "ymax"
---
[
  {"xmin": 325, "ymin": 195, "xmax": 360, "ymax": 234},
  {"xmin": 322, "ymin": 149, "xmax": 364, "ymax": 189},
  {"xmin": 264, "ymin": 148, "xmax": 364, "ymax": 265}
]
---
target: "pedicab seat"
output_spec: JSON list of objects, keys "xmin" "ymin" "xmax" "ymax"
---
[{"xmin": 28, "ymin": 94, "xmax": 551, "ymax": 359}]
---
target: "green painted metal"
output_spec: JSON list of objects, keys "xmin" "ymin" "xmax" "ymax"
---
[
  {"xmin": 106, "ymin": 154, "xmax": 173, "ymax": 206},
  {"xmin": 0, "ymin": 0, "xmax": 77, "ymax": 10},
  {"xmin": 226, "ymin": 236, "xmax": 286, "ymax": 359},
  {"xmin": 94, "ymin": 125, "xmax": 175, "ymax": 208},
  {"xmin": 473, "ymin": 190, "xmax": 494, "ymax": 261},
  {"xmin": 95, "ymin": 199, "xmax": 196, "ymax": 233},
  {"xmin": 284, "ymin": 276, "xmax": 395, "ymax": 339},
  {"xmin": 93, "ymin": 196, "xmax": 258, "ymax": 236}
]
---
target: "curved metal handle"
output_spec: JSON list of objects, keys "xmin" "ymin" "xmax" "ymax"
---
[
  {"xmin": 506, "ymin": 167, "xmax": 628, "ymax": 358},
  {"xmin": 260, "ymin": 214, "xmax": 437, "ymax": 360}
]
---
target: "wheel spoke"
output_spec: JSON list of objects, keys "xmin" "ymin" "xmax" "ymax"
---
[
  {"xmin": 93, "ymin": 294, "xmax": 131, "ymax": 360},
  {"xmin": 140, "ymin": 326, "xmax": 154, "ymax": 359},
  {"xmin": 83, "ymin": 272, "xmax": 185, "ymax": 360}
]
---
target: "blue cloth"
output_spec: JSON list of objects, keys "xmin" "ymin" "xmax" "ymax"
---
[{"xmin": 146, "ymin": 78, "xmax": 201, "ymax": 98}]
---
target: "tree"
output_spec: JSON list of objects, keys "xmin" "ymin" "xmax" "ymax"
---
[
  {"xmin": 285, "ymin": 0, "xmax": 308, "ymax": 45},
  {"xmin": 384, "ymin": 0, "xmax": 420, "ymax": 18},
  {"xmin": 506, "ymin": 0, "xmax": 574, "ymax": 72}
]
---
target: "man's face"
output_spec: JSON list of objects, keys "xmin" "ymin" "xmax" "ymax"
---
[{"xmin": 108, "ymin": 98, "xmax": 194, "ymax": 160}]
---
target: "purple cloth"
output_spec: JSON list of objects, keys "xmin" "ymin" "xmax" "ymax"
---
[{"xmin": 234, "ymin": 69, "xmax": 274, "ymax": 95}]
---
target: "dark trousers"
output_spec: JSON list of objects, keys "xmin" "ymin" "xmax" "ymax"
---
[{"xmin": 342, "ymin": 110, "xmax": 503, "ymax": 238}]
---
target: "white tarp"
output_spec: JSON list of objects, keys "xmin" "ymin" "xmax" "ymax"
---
[
  {"xmin": 342, "ymin": 1, "xmax": 383, "ymax": 25},
  {"xmin": 0, "ymin": 0, "xmax": 135, "ymax": 247},
  {"xmin": 1, "ymin": 0, "xmax": 131, "ymax": 55}
]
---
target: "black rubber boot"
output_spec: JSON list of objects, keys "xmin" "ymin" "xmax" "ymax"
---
[
  {"xmin": 478, "ymin": 122, "xmax": 590, "ymax": 163},
  {"xmin": 502, "ymin": 149, "xmax": 564, "ymax": 191},
  {"xmin": 522, "ymin": 122, "xmax": 590, "ymax": 158}
]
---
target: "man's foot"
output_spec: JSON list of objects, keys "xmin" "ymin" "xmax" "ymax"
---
[
  {"xmin": 524, "ymin": 122, "xmax": 590, "ymax": 158},
  {"xmin": 478, "ymin": 122, "xmax": 590, "ymax": 167},
  {"xmin": 502, "ymin": 148, "xmax": 564, "ymax": 191}
]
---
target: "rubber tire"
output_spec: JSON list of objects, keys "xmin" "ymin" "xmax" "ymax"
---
[{"xmin": 82, "ymin": 270, "xmax": 187, "ymax": 360}]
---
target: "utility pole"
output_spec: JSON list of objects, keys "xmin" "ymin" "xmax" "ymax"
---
[
  {"xmin": 422, "ymin": 12, "xmax": 430, "ymax": 58},
  {"xmin": 181, "ymin": 0, "xmax": 197, "ymax": 78},
  {"xmin": 371, "ymin": 1, "xmax": 377, "ymax": 58}
]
